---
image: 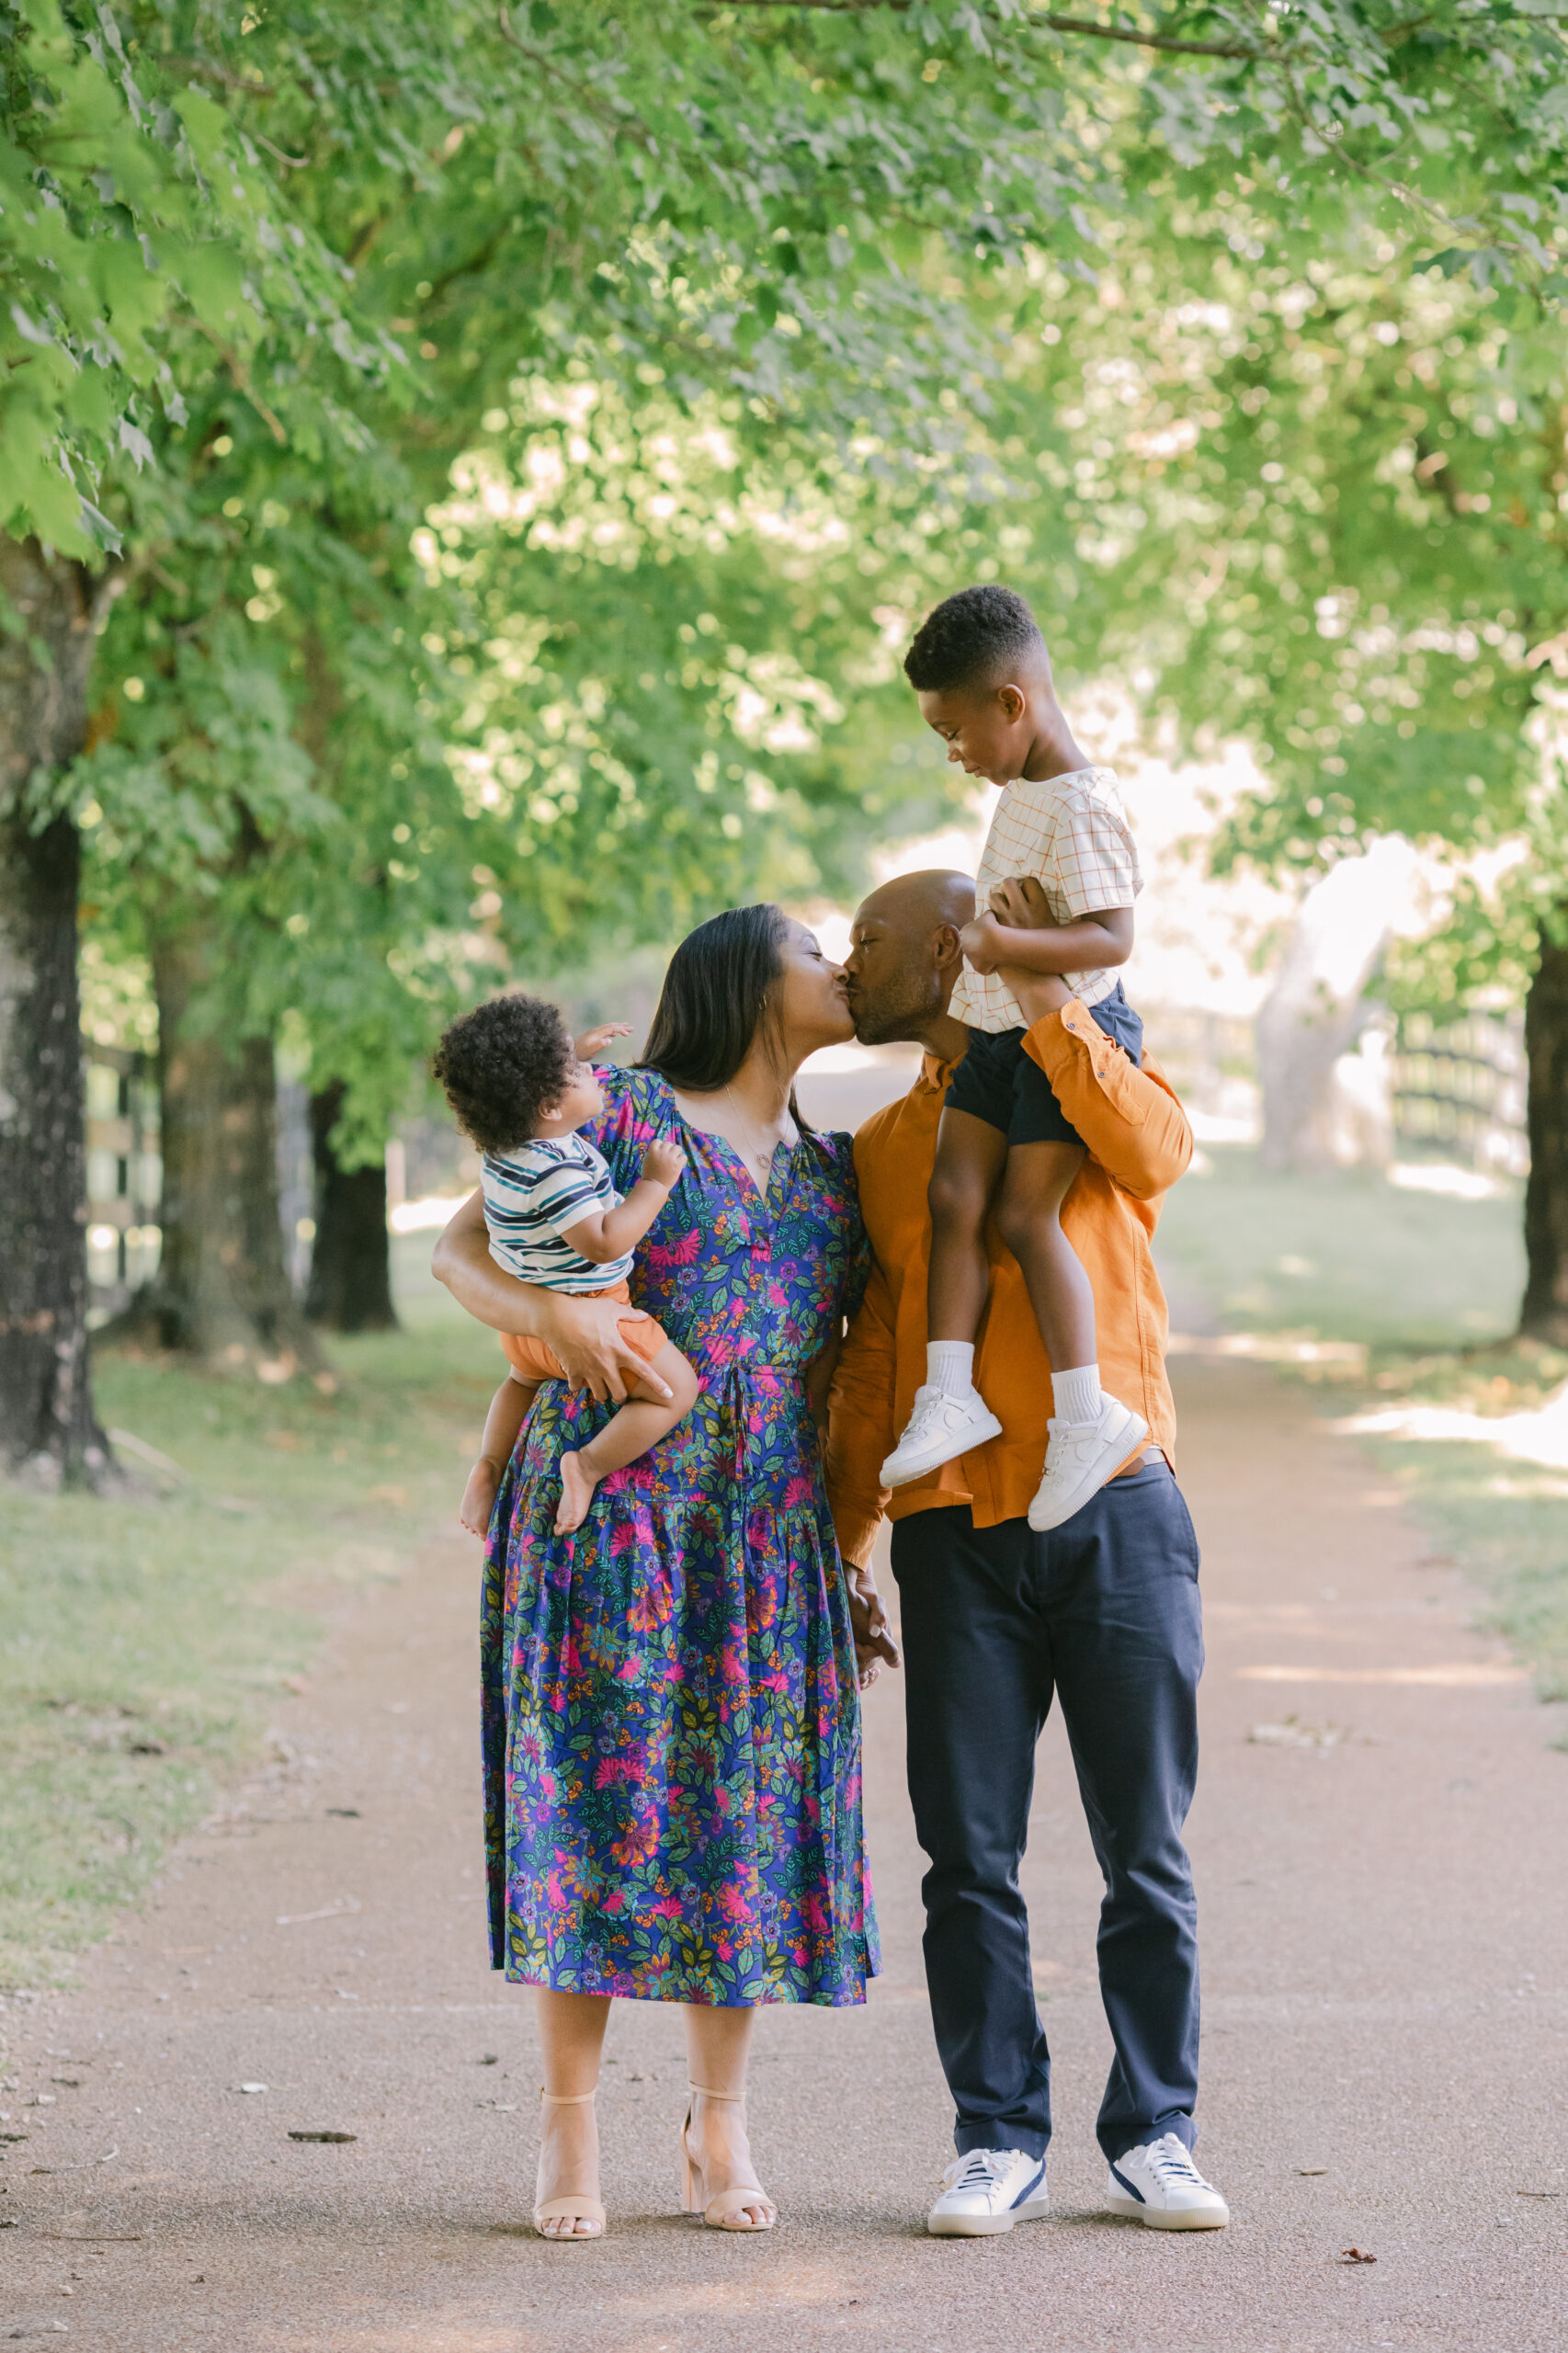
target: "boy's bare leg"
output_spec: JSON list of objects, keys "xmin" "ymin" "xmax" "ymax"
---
[
  {"xmin": 926, "ymin": 1108, "xmax": 1009, "ymax": 1342},
  {"xmin": 555, "ymin": 1341, "xmax": 700, "ymax": 1535},
  {"xmin": 461, "ymin": 1372, "xmax": 540, "ymax": 1535},
  {"xmin": 994, "ymin": 1141, "xmax": 1096, "ymax": 1370}
]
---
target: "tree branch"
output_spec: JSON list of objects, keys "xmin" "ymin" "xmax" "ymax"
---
[
  {"xmin": 706, "ymin": 1, "xmax": 1282, "ymax": 60},
  {"xmin": 496, "ymin": 9, "xmax": 656, "ymax": 142},
  {"xmin": 191, "ymin": 324, "xmax": 288, "ymax": 446}
]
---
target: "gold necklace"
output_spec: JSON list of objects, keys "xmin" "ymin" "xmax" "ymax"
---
[{"xmin": 723, "ymin": 1083, "xmax": 789, "ymax": 1182}]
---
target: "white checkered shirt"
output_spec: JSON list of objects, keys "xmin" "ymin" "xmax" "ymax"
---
[{"xmin": 949, "ymin": 765, "xmax": 1142, "ymax": 1032}]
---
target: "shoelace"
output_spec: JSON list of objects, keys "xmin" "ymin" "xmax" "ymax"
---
[
  {"xmin": 1146, "ymin": 2138, "xmax": 1207, "ymax": 2189},
  {"xmin": 944, "ymin": 2150, "xmax": 1012, "ymax": 2194},
  {"xmin": 906, "ymin": 1391, "xmax": 968, "ymax": 1439}
]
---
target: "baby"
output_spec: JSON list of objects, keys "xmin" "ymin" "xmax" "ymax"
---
[
  {"xmin": 434, "ymin": 994, "xmax": 699, "ymax": 1538},
  {"xmin": 880, "ymin": 583, "xmax": 1150, "ymax": 1531}
]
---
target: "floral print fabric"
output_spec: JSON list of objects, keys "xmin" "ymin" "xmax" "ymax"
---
[{"xmin": 481, "ymin": 1065, "xmax": 879, "ymax": 2006}]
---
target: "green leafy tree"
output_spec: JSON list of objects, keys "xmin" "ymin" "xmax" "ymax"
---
[
  {"xmin": 971, "ymin": 225, "xmax": 1568, "ymax": 1331},
  {"xmin": 10, "ymin": 0, "xmax": 1568, "ymax": 1475}
]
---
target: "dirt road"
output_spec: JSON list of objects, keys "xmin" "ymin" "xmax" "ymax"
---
[{"xmin": 3, "ymin": 1339, "xmax": 1566, "ymax": 2351}]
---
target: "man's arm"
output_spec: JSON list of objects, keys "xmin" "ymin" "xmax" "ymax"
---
[
  {"xmin": 430, "ymin": 1190, "xmax": 672, "ymax": 1403},
  {"xmin": 988, "ymin": 880, "xmax": 1192, "ymax": 1201},
  {"xmin": 824, "ymin": 1261, "xmax": 902, "ymax": 1682},
  {"xmin": 824, "ymin": 1259, "xmax": 899, "ymax": 1570}
]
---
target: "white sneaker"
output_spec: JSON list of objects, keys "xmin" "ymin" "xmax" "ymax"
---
[
  {"xmin": 926, "ymin": 2146, "xmax": 1050, "ymax": 2238},
  {"xmin": 881, "ymin": 1383, "xmax": 1003, "ymax": 1489},
  {"xmin": 1106, "ymin": 2132, "xmax": 1229, "ymax": 2230},
  {"xmin": 1027, "ymin": 1398, "xmax": 1149, "ymax": 1532}
]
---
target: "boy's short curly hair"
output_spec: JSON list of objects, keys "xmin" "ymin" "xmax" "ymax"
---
[
  {"xmin": 433, "ymin": 993, "xmax": 574, "ymax": 1156},
  {"xmin": 903, "ymin": 584, "xmax": 1047, "ymax": 694}
]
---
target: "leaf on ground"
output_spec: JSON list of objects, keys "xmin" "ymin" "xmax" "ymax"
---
[
  {"xmin": 1340, "ymin": 2245, "xmax": 1377, "ymax": 2263},
  {"xmin": 288, "ymin": 2129, "xmax": 356, "ymax": 2143}
]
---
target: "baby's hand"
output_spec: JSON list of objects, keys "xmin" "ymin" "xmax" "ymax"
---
[
  {"xmin": 574, "ymin": 1020, "xmax": 633, "ymax": 1062},
  {"xmin": 642, "ymin": 1134, "xmax": 687, "ymax": 1190},
  {"xmin": 990, "ymin": 875, "xmax": 1058, "ymax": 930},
  {"xmin": 958, "ymin": 912, "xmax": 1004, "ymax": 975}
]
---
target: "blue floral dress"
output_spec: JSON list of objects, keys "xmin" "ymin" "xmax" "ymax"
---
[{"xmin": 480, "ymin": 1066, "xmax": 879, "ymax": 2007}]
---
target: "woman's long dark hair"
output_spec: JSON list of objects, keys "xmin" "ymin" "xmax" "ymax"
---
[{"xmin": 640, "ymin": 903, "xmax": 790, "ymax": 1092}]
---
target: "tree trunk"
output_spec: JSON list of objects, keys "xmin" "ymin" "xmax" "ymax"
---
[
  {"xmin": 0, "ymin": 536, "xmax": 119, "ymax": 1487},
  {"xmin": 305, "ymin": 1083, "xmax": 398, "ymax": 1332},
  {"xmin": 129, "ymin": 922, "xmax": 331, "ymax": 1381},
  {"xmin": 1256, "ymin": 839, "xmax": 1416, "ymax": 1173},
  {"xmin": 1520, "ymin": 915, "xmax": 1568, "ymax": 1346}
]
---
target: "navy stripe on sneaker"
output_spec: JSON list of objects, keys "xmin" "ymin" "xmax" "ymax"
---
[
  {"xmin": 1109, "ymin": 2160, "xmax": 1146, "ymax": 2205},
  {"xmin": 1012, "ymin": 2159, "xmax": 1047, "ymax": 2209}
]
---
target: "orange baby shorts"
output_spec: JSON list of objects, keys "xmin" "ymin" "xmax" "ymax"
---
[{"xmin": 499, "ymin": 1279, "xmax": 669, "ymax": 1381}]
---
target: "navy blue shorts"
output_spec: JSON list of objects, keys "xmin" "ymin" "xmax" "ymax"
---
[{"xmin": 944, "ymin": 983, "xmax": 1143, "ymax": 1149}]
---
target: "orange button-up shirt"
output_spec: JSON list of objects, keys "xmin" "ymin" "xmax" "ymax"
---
[{"xmin": 825, "ymin": 1003, "xmax": 1193, "ymax": 1567}]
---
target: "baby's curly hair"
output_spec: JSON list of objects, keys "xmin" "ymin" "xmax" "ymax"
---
[
  {"xmin": 903, "ymin": 584, "xmax": 1047, "ymax": 694},
  {"xmin": 433, "ymin": 993, "xmax": 574, "ymax": 1156}
]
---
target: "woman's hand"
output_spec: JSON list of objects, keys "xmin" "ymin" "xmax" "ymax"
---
[
  {"xmin": 846, "ymin": 1562, "xmax": 900, "ymax": 1689},
  {"xmin": 538, "ymin": 1293, "xmax": 672, "ymax": 1404},
  {"xmin": 574, "ymin": 1020, "xmax": 633, "ymax": 1061}
]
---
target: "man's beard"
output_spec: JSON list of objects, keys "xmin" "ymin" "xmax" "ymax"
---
[{"xmin": 849, "ymin": 972, "xmax": 941, "ymax": 1047}]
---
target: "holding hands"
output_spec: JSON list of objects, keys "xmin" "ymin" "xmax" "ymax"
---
[{"xmin": 958, "ymin": 874, "xmax": 1057, "ymax": 975}]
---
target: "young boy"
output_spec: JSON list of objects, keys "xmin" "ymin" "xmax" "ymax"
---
[
  {"xmin": 434, "ymin": 994, "xmax": 699, "ymax": 1539},
  {"xmin": 879, "ymin": 583, "xmax": 1149, "ymax": 1530}
]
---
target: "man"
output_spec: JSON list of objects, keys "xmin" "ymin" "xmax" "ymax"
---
[{"xmin": 828, "ymin": 868, "xmax": 1228, "ymax": 2238}]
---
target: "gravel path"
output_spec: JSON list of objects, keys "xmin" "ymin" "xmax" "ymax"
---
[{"xmin": 3, "ymin": 1343, "xmax": 1566, "ymax": 2351}]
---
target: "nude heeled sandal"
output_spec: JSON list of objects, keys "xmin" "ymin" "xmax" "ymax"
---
[
  {"xmin": 679, "ymin": 2083, "xmax": 776, "ymax": 2232},
  {"xmin": 533, "ymin": 2089, "xmax": 606, "ymax": 2240}
]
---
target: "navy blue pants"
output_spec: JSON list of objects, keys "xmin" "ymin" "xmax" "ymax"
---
[{"xmin": 890, "ymin": 1463, "xmax": 1204, "ymax": 2165}]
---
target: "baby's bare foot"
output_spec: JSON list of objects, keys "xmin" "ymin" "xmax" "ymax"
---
[
  {"xmin": 554, "ymin": 1451, "xmax": 601, "ymax": 1536},
  {"xmin": 460, "ymin": 1459, "xmax": 501, "ymax": 1537}
]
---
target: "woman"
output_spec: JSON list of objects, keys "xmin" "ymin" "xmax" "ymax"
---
[{"xmin": 432, "ymin": 906, "xmax": 896, "ymax": 2239}]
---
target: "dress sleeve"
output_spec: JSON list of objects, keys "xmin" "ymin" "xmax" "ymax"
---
[{"xmin": 585, "ymin": 1065, "xmax": 663, "ymax": 1195}]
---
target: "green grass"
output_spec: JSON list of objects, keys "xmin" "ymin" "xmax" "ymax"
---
[
  {"xmin": 1156, "ymin": 1145, "xmax": 1527, "ymax": 1354},
  {"xmin": 1156, "ymin": 1147, "xmax": 1568, "ymax": 1720},
  {"xmin": 0, "ymin": 1239, "xmax": 499, "ymax": 1989}
]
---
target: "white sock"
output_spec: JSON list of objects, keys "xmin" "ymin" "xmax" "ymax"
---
[
  {"xmin": 926, "ymin": 1341, "xmax": 976, "ymax": 1399},
  {"xmin": 1052, "ymin": 1363, "xmax": 1102, "ymax": 1426}
]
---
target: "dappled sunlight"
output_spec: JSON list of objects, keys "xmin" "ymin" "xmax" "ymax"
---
[{"xmin": 1344, "ymin": 1385, "xmax": 1568, "ymax": 1472}]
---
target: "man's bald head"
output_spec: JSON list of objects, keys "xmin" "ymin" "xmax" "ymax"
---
[
  {"xmin": 855, "ymin": 869, "xmax": 976, "ymax": 936},
  {"xmin": 844, "ymin": 870, "xmax": 975, "ymax": 1047}
]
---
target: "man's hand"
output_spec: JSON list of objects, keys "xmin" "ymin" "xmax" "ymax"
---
[
  {"xmin": 846, "ymin": 1561, "xmax": 900, "ymax": 1690},
  {"xmin": 989, "ymin": 874, "xmax": 1074, "ymax": 1018},
  {"xmin": 642, "ymin": 1134, "xmax": 687, "ymax": 1190},
  {"xmin": 540, "ymin": 1292, "xmax": 672, "ymax": 1404},
  {"xmin": 990, "ymin": 874, "xmax": 1057, "ymax": 931},
  {"xmin": 574, "ymin": 1020, "xmax": 633, "ymax": 1062}
]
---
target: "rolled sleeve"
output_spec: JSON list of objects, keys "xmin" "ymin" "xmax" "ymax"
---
[{"xmin": 1024, "ymin": 1003, "xmax": 1193, "ymax": 1199}]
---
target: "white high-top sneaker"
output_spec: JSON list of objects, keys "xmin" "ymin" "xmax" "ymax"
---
[
  {"xmin": 881, "ymin": 1383, "xmax": 1002, "ymax": 1489},
  {"xmin": 1106, "ymin": 2132, "xmax": 1229, "ymax": 2230},
  {"xmin": 926, "ymin": 2146, "xmax": 1050, "ymax": 2238}
]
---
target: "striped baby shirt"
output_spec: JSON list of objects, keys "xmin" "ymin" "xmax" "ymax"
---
[
  {"xmin": 949, "ymin": 764, "xmax": 1142, "ymax": 1033},
  {"xmin": 482, "ymin": 1132, "xmax": 633, "ymax": 1292}
]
